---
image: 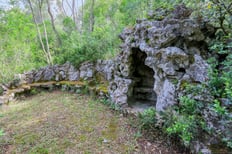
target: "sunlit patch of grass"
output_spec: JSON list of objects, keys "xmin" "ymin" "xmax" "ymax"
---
[{"xmin": 0, "ymin": 91, "xmax": 137, "ymax": 153}]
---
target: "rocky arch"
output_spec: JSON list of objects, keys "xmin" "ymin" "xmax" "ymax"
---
[
  {"xmin": 108, "ymin": 5, "xmax": 214, "ymax": 111},
  {"xmin": 128, "ymin": 48, "xmax": 156, "ymax": 108}
]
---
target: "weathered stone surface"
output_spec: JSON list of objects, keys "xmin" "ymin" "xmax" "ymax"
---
[
  {"xmin": 34, "ymin": 69, "xmax": 44, "ymax": 82},
  {"xmin": 68, "ymin": 71, "xmax": 79, "ymax": 81},
  {"xmin": 43, "ymin": 67, "xmax": 55, "ymax": 81},
  {"xmin": 96, "ymin": 60, "xmax": 114, "ymax": 81},
  {"xmin": 79, "ymin": 62, "xmax": 95, "ymax": 80},
  {"xmin": 109, "ymin": 5, "xmax": 213, "ymax": 112},
  {"xmin": 109, "ymin": 77, "xmax": 132, "ymax": 107},
  {"xmin": 186, "ymin": 54, "xmax": 209, "ymax": 82},
  {"xmin": 1, "ymin": 60, "xmax": 114, "ymax": 91},
  {"xmin": 155, "ymin": 79, "xmax": 176, "ymax": 111}
]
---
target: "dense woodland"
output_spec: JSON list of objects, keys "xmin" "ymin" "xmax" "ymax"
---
[{"xmin": 0, "ymin": 0, "xmax": 232, "ymax": 152}]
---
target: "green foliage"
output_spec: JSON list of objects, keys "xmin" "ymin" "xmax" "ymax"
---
[
  {"xmin": 0, "ymin": 8, "xmax": 45, "ymax": 83},
  {"xmin": 209, "ymin": 34, "xmax": 232, "ymax": 102},
  {"xmin": 0, "ymin": 87, "xmax": 3, "ymax": 95},
  {"xmin": 174, "ymin": 30, "xmax": 232, "ymax": 148},
  {"xmin": 138, "ymin": 108, "xmax": 156, "ymax": 131},
  {"xmin": 179, "ymin": 96, "xmax": 204, "ymax": 115},
  {"xmin": 99, "ymin": 99, "xmax": 121, "ymax": 111},
  {"xmin": 55, "ymin": 31, "xmax": 116, "ymax": 67},
  {"xmin": 212, "ymin": 100, "xmax": 228, "ymax": 116},
  {"xmin": 164, "ymin": 96, "xmax": 206, "ymax": 146},
  {"xmin": 166, "ymin": 115, "xmax": 194, "ymax": 146}
]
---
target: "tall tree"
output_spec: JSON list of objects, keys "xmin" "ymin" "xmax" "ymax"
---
[
  {"xmin": 27, "ymin": 0, "xmax": 53, "ymax": 65},
  {"xmin": 46, "ymin": 0, "xmax": 62, "ymax": 45},
  {"xmin": 89, "ymin": 0, "xmax": 95, "ymax": 32}
]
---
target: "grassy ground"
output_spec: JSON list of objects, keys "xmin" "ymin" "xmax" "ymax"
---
[{"xmin": 0, "ymin": 91, "xmax": 138, "ymax": 154}]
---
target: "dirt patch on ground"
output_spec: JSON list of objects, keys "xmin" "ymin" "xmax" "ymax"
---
[{"xmin": 0, "ymin": 91, "xmax": 187, "ymax": 153}]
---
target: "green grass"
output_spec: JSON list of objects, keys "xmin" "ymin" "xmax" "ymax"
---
[{"xmin": 0, "ymin": 91, "xmax": 137, "ymax": 154}]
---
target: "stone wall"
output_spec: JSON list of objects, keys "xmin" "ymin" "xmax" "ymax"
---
[
  {"xmin": 2, "ymin": 60, "xmax": 113, "ymax": 88},
  {"xmin": 0, "ymin": 60, "xmax": 114, "ymax": 105}
]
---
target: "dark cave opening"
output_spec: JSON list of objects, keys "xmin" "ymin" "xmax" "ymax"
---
[{"xmin": 128, "ymin": 48, "xmax": 157, "ymax": 109}]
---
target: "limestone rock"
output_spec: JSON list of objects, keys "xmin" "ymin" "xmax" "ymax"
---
[
  {"xmin": 43, "ymin": 67, "xmax": 55, "ymax": 81},
  {"xmin": 96, "ymin": 60, "xmax": 114, "ymax": 81},
  {"xmin": 68, "ymin": 71, "xmax": 79, "ymax": 81},
  {"xmin": 109, "ymin": 77, "xmax": 132, "ymax": 107},
  {"xmin": 79, "ymin": 62, "xmax": 95, "ymax": 80},
  {"xmin": 155, "ymin": 79, "xmax": 176, "ymax": 111},
  {"xmin": 186, "ymin": 54, "xmax": 209, "ymax": 82},
  {"xmin": 109, "ymin": 5, "xmax": 213, "ymax": 112},
  {"xmin": 34, "ymin": 69, "xmax": 44, "ymax": 82}
]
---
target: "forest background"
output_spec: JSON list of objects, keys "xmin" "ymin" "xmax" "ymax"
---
[{"xmin": 0, "ymin": 0, "xmax": 229, "ymax": 83}]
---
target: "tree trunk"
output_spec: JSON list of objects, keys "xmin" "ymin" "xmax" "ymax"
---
[
  {"xmin": 47, "ymin": 0, "xmax": 62, "ymax": 46},
  {"xmin": 89, "ymin": 0, "xmax": 95, "ymax": 32},
  {"xmin": 81, "ymin": 0, "xmax": 84, "ymax": 32},
  {"xmin": 27, "ymin": 0, "xmax": 52, "ymax": 65},
  {"xmin": 38, "ymin": 0, "xmax": 53, "ymax": 65},
  {"xmin": 72, "ymin": 0, "xmax": 79, "ymax": 30}
]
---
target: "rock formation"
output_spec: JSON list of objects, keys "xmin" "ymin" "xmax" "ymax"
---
[
  {"xmin": 1, "ymin": 6, "xmax": 215, "ymax": 113},
  {"xmin": 2, "ymin": 5, "xmax": 230, "ymax": 154},
  {"xmin": 109, "ymin": 5, "xmax": 215, "ymax": 111},
  {"xmin": 0, "ymin": 61, "xmax": 113, "ymax": 105}
]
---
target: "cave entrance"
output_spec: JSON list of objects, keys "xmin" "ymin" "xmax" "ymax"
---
[{"xmin": 128, "ymin": 48, "xmax": 156, "ymax": 111}]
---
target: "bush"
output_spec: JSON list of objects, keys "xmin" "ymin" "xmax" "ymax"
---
[
  {"xmin": 55, "ymin": 29, "xmax": 119, "ymax": 67},
  {"xmin": 163, "ymin": 96, "xmax": 206, "ymax": 146},
  {"xmin": 138, "ymin": 108, "xmax": 156, "ymax": 131}
]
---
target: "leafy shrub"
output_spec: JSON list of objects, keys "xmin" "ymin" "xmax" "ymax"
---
[
  {"xmin": 138, "ymin": 108, "xmax": 156, "ymax": 131},
  {"xmin": 55, "ymin": 30, "xmax": 118, "ymax": 67},
  {"xmin": 0, "ymin": 9, "xmax": 45, "ymax": 83},
  {"xmin": 164, "ymin": 96, "xmax": 206, "ymax": 146},
  {"xmin": 166, "ymin": 115, "xmax": 194, "ymax": 146}
]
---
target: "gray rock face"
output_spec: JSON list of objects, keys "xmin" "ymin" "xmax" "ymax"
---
[
  {"xmin": 109, "ymin": 6, "xmax": 214, "ymax": 111},
  {"xmin": 79, "ymin": 62, "xmax": 95, "ymax": 80},
  {"xmin": 109, "ymin": 76, "xmax": 132, "ymax": 107},
  {"xmin": 186, "ymin": 54, "xmax": 209, "ymax": 82},
  {"xmin": 68, "ymin": 71, "xmax": 79, "ymax": 81},
  {"xmin": 4, "ymin": 60, "xmax": 114, "ymax": 89},
  {"xmin": 43, "ymin": 67, "xmax": 55, "ymax": 81},
  {"xmin": 96, "ymin": 60, "xmax": 114, "ymax": 81}
]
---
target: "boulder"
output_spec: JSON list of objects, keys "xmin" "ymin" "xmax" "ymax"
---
[
  {"xmin": 79, "ymin": 62, "xmax": 95, "ymax": 80},
  {"xmin": 43, "ymin": 67, "xmax": 55, "ymax": 81}
]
